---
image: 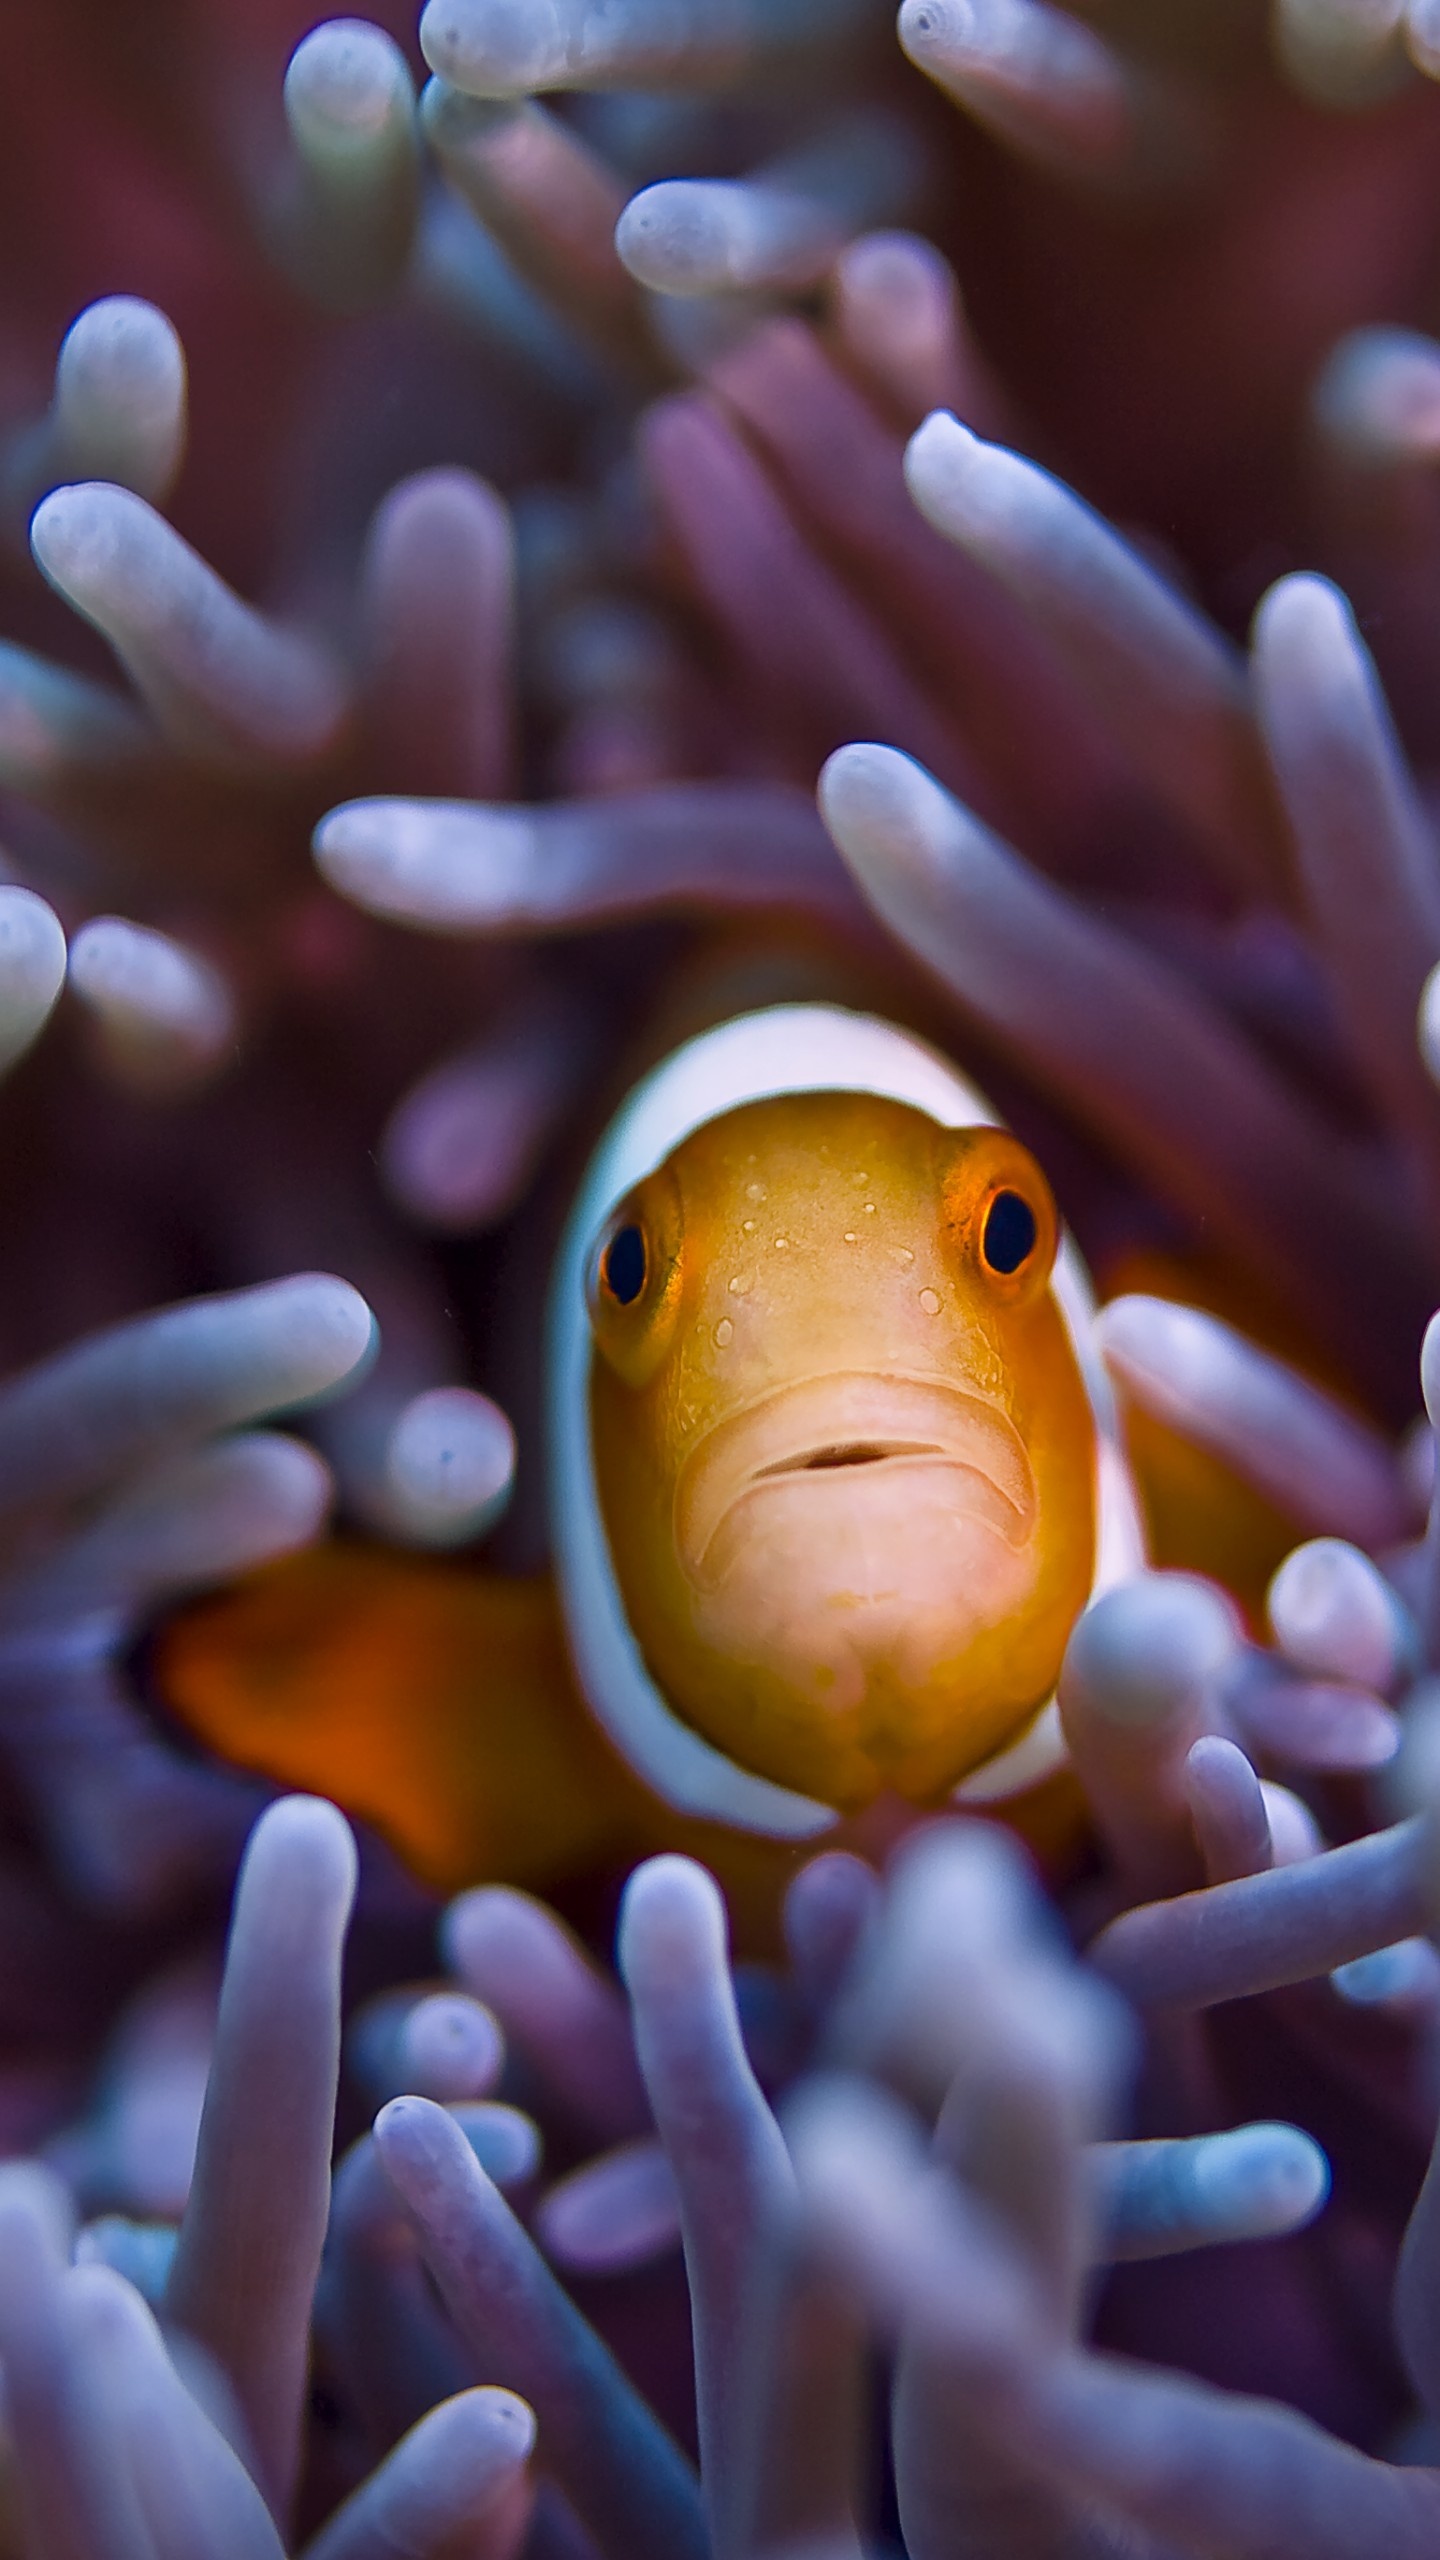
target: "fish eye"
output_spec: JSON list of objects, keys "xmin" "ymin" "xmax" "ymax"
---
[
  {"xmin": 981, "ymin": 1188, "xmax": 1038, "ymax": 1276},
  {"xmin": 939, "ymin": 1128, "xmax": 1056, "ymax": 1296},
  {"xmin": 601, "ymin": 1223, "xmax": 648, "ymax": 1306},
  {"xmin": 587, "ymin": 1169, "xmax": 682, "ymax": 1384}
]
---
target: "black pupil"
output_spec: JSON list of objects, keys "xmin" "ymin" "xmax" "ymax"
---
[
  {"xmin": 603, "ymin": 1224, "xmax": 647, "ymax": 1305},
  {"xmin": 983, "ymin": 1189, "xmax": 1037, "ymax": 1275}
]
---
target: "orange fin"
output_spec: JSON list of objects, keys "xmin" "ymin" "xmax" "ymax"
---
[
  {"xmin": 154, "ymin": 1543, "xmax": 641, "ymax": 1896},
  {"xmin": 154, "ymin": 1543, "xmax": 1092, "ymax": 1937}
]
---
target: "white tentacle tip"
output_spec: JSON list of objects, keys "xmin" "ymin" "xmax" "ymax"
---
[
  {"xmin": 903, "ymin": 404, "xmax": 974, "ymax": 494},
  {"xmin": 1419, "ymin": 960, "xmax": 1440, "ymax": 1086},
  {"xmin": 246, "ymin": 1791, "xmax": 360, "ymax": 1908},
  {"xmin": 617, "ymin": 1853, "xmax": 728, "ymax": 1990},
  {"xmin": 0, "ymin": 885, "xmax": 66, "ymax": 1065},
  {"xmin": 1421, "ymin": 1308, "xmax": 1440, "ymax": 1432},
  {"xmin": 905, "ymin": 408, "xmax": 1023, "ymax": 543},
  {"xmin": 1194, "ymin": 2121, "xmax": 1330, "ymax": 2240},
  {"xmin": 384, "ymin": 1387, "xmax": 515, "ymax": 1545},
  {"xmin": 1250, "ymin": 569, "xmax": 1360, "ymax": 684},
  {"xmin": 269, "ymin": 1272, "xmax": 380, "ymax": 1402},
  {"xmin": 285, "ymin": 19, "xmax": 415, "ymax": 141},
  {"xmin": 817, "ymin": 738, "xmax": 948, "ymax": 875},
  {"xmin": 419, "ymin": 0, "xmax": 561, "ymax": 93},
  {"xmin": 29, "ymin": 479, "xmax": 136, "ymax": 592},
  {"xmin": 313, "ymin": 798, "xmax": 399, "ymax": 894}
]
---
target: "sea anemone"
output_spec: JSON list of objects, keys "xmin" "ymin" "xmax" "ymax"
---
[
  {"xmin": 19, "ymin": 1783, "xmax": 1440, "ymax": 2559},
  {"xmin": 5, "ymin": 0, "xmax": 1440, "ymax": 2550}
]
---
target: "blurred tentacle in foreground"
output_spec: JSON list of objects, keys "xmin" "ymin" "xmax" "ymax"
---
[
  {"xmin": 278, "ymin": 19, "xmax": 420, "ymax": 313},
  {"xmin": 0, "ymin": 1277, "xmax": 373, "ymax": 1524},
  {"xmin": 615, "ymin": 111, "xmax": 917, "ymax": 301},
  {"xmin": 374, "ymin": 2094, "xmax": 708, "ymax": 2560},
  {"xmin": 444, "ymin": 1886, "xmax": 650, "ymax": 2144},
  {"xmin": 1096, "ymin": 1295, "xmax": 1416, "ymax": 1550},
  {"xmin": 898, "ymin": 0, "xmax": 1213, "ymax": 191},
  {"xmin": 418, "ymin": 0, "xmax": 876, "ymax": 96},
  {"xmin": 420, "ymin": 79, "xmax": 664, "ymax": 379},
  {"xmin": 316, "ymin": 781, "xmax": 862, "ymax": 932},
  {"xmin": 904, "ymin": 409, "xmax": 1283, "ymax": 894},
  {"xmin": 357, "ymin": 467, "xmax": 515, "ymax": 802},
  {"xmin": 67, "ymin": 917, "xmax": 237, "ymax": 1096},
  {"xmin": 163, "ymin": 1796, "xmax": 358, "ymax": 2522},
  {"xmin": 305, "ymin": 2387, "xmax": 536, "ymax": 2560},
  {"xmin": 0, "ymin": 885, "xmax": 68, "ymax": 1077},
  {"xmin": 1252, "ymin": 572, "xmax": 1440, "ymax": 1218},
  {"xmin": 1090, "ymin": 1812, "xmax": 1434, "ymax": 2011},
  {"xmin": 1058, "ymin": 1572, "xmax": 1241, "ymax": 1899},
  {"xmin": 2, "ymin": 296, "xmax": 187, "ymax": 526},
  {"xmin": 618, "ymin": 1854, "xmax": 794, "ymax": 2557},
  {"xmin": 818, "ymin": 741, "xmax": 1426, "ymax": 1402},
  {"xmin": 30, "ymin": 484, "xmax": 351, "ymax": 772}
]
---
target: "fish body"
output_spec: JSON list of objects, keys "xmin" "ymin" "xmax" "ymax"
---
[
  {"xmin": 550, "ymin": 1004, "xmax": 1140, "ymax": 1842},
  {"xmin": 160, "ymin": 1006, "xmax": 1143, "ymax": 1894}
]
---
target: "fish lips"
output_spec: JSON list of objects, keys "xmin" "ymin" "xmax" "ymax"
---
[{"xmin": 674, "ymin": 1371, "xmax": 1038, "ymax": 1593}]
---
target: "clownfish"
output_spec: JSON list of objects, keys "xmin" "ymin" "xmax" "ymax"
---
[{"xmin": 158, "ymin": 1007, "xmax": 1143, "ymax": 1901}]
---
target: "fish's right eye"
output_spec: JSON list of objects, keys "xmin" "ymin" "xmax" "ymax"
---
[
  {"xmin": 602, "ymin": 1223, "xmax": 647, "ymax": 1306},
  {"xmin": 981, "ymin": 1188, "xmax": 1038, "ymax": 1276}
]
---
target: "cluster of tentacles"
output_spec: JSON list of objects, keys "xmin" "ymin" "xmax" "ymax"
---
[{"xmin": 6, "ymin": 0, "xmax": 1440, "ymax": 2552}]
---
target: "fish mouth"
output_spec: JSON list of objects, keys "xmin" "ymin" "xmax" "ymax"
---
[
  {"xmin": 675, "ymin": 1372, "xmax": 1036, "ymax": 1588},
  {"xmin": 754, "ymin": 1439, "xmax": 944, "ymax": 1474}
]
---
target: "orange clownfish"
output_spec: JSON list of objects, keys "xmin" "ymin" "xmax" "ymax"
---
[{"xmin": 159, "ymin": 1006, "xmax": 1143, "ymax": 1902}]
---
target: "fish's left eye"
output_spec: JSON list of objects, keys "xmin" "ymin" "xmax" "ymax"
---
[
  {"xmin": 982, "ymin": 1189, "xmax": 1037, "ymax": 1275},
  {"xmin": 588, "ymin": 1169, "xmax": 683, "ymax": 1384},
  {"xmin": 940, "ymin": 1127, "xmax": 1056, "ymax": 1297},
  {"xmin": 602, "ymin": 1223, "xmax": 647, "ymax": 1305}
]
